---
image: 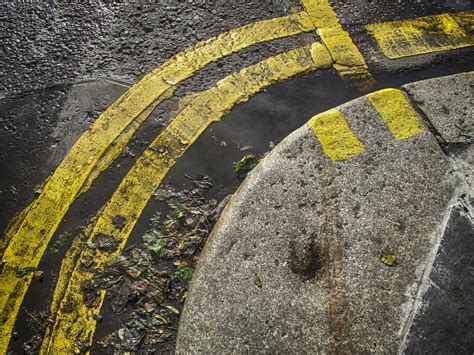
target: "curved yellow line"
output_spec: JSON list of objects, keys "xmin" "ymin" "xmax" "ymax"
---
[
  {"xmin": 41, "ymin": 43, "xmax": 333, "ymax": 353},
  {"xmin": 0, "ymin": 12, "xmax": 315, "ymax": 352}
]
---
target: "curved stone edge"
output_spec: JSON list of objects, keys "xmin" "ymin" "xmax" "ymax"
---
[{"xmin": 176, "ymin": 71, "xmax": 473, "ymax": 354}]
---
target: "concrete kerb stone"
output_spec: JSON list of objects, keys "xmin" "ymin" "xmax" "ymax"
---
[{"xmin": 176, "ymin": 72, "xmax": 473, "ymax": 353}]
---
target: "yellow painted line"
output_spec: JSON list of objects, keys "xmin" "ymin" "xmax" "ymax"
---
[
  {"xmin": 0, "ymin": 12, "xmax": 317, "ymax": 352},
  {"xmin": 366, "ymin": 11, "xmax": 474, "ymax": 59},
  {"xmin": 0, "ymin": 203, "xmax": 32, "ymax": 258},
  {"xmin": 40, "ymin": 223, "xmax": 92, "ymax": 351},
  {"xmin": 41, "ymin": 44, "xmax": 333, "ymax": 353},
  {"xmin": 367, "ymin": 88, "xmax": 424, "ymax": 140},
  {"xmin": 301, "ymin": 0, "xmax": 375, "ymax": 91},
  {"xmin": 78, "ymin": 89, "xmax": 174, "ymax": 195},
  {"xmin": 307, "ymin": 108, "xmax": 364, "ymax": 161}
]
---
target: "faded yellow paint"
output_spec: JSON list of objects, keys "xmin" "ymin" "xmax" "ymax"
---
[
  {"xmin": 41, "ymin": 44, "xmax": 333, "ymax": 353},
  {"xmin": 0, "ymin": 203, "xmax": 32, "ymax": 258},
  {"xmin": 307, "ymin": 108, "xmax": 364, "ymax": 161},
  {"xmin": 301, "ymin": 0, "xmax": 375, "ymax": 91},
  {"xmin": 0, "ymin": 12, "xmax": 317, "ymax": 352},
  {"xmin": 366, "ymin": 11, "xmax": 474, "ymax": 59},
  {"xmin": 367, "ymin": 88, "xmax": 424, "ymax": 140},
  {"xmin": 78, "ymin": 89, "xmax": 175, "ymax": 195}
]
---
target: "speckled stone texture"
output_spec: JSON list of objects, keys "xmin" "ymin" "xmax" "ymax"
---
[{"xmin": 176, "ymin": 73, "xmax": 474, "ymax": 353}]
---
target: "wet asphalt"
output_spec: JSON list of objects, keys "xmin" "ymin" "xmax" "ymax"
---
[{"xmin": 1, "ymin": 1, "xmax": 473, "ymax": 353}]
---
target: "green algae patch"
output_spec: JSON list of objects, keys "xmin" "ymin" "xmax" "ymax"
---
[{"xmin": 380, "ymin": 250, "xmax": 397, "ymax": 266}]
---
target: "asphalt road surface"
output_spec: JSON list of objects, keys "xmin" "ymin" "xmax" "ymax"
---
[{"xmin": 0, "ymin": 0, "xmax": 473, "ymax": 353}]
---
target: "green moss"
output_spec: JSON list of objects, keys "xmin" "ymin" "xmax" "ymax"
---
[
  {"xmin": 234, "ymin": 154, "xmax": 259, "ymax": 176},
  {"xmin": 175, "ymin": 265, "xmax": 195, "ymax": 287},
  {"xmin": 149, "ymin": 239, "xmax": 166, "ymax": 257},
  {"xmin": 380, "ymin": 250, "xmax": 397, "ymax": 266}
]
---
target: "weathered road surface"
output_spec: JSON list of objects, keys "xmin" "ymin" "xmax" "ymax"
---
[{"xmin": 0, "ymin": 0, "xmax": 473, "ymax": 353}]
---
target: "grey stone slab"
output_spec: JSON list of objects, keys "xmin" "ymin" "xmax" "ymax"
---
[
  {"xmin": 404, "ymin": 206, "xmax": 474, "ymax": 354},
  {"xmin": 176, "ymin": 83, "xmax": 457, "ymax": 353},
  {"xmin": 403, "ymin": 72, "xmax": 473, "ymax": 144}
]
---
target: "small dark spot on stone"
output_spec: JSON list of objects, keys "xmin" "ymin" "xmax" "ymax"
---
[
  {"xmin": 254, "ymin": 276, "xmax": 262, "ymax": 288},
  {"xmin": 397, "ymin": 219, "xmax": 406, "ymax": 232},
  {"xmin": 288, "ymin": 233, "xmax": 321, "ymax": 280}
]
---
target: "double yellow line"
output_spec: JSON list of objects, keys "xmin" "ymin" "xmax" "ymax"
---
[
  {"xmin": 0, "ymin": 10, "xmax": 317, "ymax": 353},
  {"xmin": 1, "ymin": 0, "xmax": 473, "ymax": 352}
]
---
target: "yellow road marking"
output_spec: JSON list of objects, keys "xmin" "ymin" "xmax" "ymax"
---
[
  {"xmin": 301, "ymin": 0, "xmax": 375, "ymax": 91},
  {"xmin": 40, "ymin": 44, "xmax": 333, "ymax": 353},
  {"xmin": 0, "ymin": 12, "xmax": 317, "ymax": 352},
  {"xmin": 366, "ymin": 11, "xmax": 474, "ymax": 59},
  {"xmin": 307, "ymin": 108, "xmax": 364, "ymax": 160},
  {"xmin": 367, "ymin": 88, "xmax": 424, "ymax": 140},
  {"xmin": 78, "ymin": 90, "xmax": 175, "ymax": 195}
]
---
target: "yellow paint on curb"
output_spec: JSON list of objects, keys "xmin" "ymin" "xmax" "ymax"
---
[
  {"xmin": 366, "ymin": 11, "xmax": 474, "ymax": 59},
  {"xmin": 301, "ymin": 0, "xmax": 375, "ymax": 91},
  {"xmin": 0, "ymin": 12, "xmax": 317, "ymax": 352},
  {"xmin": 307, "ymin": 108, "xmax": 364, "ymax": 161},
  {"xmin": 367, "ymin": 88, "xmax": 424, "ymax": 140},
  {"xmin": 40, "ymin": 44, "xmax": 333, "ymax": 354}
]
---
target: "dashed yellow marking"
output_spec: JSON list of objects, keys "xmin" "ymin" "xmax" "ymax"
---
[
  {"xmin": 41, "ymin": 44, "xmax": 333, "ymax": 353},
  {"xmin": 301, "ymin": 0, "xmax": 375, "ymax": 91},
  {"xmin": 367, "ymin": 88, "xmax": 424, "ymax": 140},
  {"xmin": 366, "ymin": 11, "xmax": 474, "ymax": 59},
  {"xmin": 307, "ymin": 108, "xmax": 364, "ymax": 160},
  {"xmin": 0, "ymin": 12, "xmax": 317, "ymax": 352}
]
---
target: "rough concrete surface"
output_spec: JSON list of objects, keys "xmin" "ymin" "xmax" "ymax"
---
[
  {"xmin": 177, "ymin": 73, "xmax": 473, "ymax": 353},
  {"xmin": 404, "ymin": 72, "xmax": 473, "ymax": 144},
  {"xmin": 0, "ymin": 1, "xmax": 295, "ymax": 98}
]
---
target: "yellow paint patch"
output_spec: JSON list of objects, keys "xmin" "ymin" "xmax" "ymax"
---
[
  {"xmin": 366, "ymin": 11, "xmax": 474, "ymax": 59},
  {"xmin": 301, "ymin": 0, "xmax": 375, "ymax": 91},
  {"xmin": 307, "ymin": 108, "xmax": 364, "ymax": 161},
  {"xmin": 0, "ymin": 12, "xmax": 317, "ymax": 352},
  {"xmin": 367, "ymin": 88, "xmax": 424, "ymax": 140},
  {"xmin": 41, "ymin": 44, "xmax": 333, "ymax": 353}
]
